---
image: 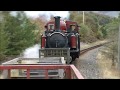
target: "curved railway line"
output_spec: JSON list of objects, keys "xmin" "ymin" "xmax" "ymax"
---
[
  {"xmin": 72, "ymin": 40, "xmax": 113, "ymax": 69},
  {"xmin": 71, "ymin": 40, "xmax": 114, "ymax": 79},
  {"xmin": 80, "ymin": 41, "xmax": 113, "ymax": 56}
]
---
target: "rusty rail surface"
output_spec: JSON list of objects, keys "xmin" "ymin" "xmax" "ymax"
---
[
  {"xmin": 0, "ymin": 65, "xmax": 84, "ymax": 79},
  {"xmin": 80, "ymin": 41, "xmax": 113, "ymax": 55}
]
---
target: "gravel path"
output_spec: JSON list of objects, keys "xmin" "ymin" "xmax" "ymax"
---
[{"xmin": 74, "ymin": 46, "xmax": 103, "ymax": 79}]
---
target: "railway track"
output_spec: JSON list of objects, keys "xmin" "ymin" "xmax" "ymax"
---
[
  {"xmin": 80, "ymin": 41, "xmax": 113, "ymax": 55},
  {"xmin": 72, "ymin": 40, "xmax": 113, "ymax": 72}
]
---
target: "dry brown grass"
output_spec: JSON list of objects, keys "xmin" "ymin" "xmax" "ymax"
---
[{"xmin": 97, "ymin": 48, "xmax": 120, "ymax": 79}]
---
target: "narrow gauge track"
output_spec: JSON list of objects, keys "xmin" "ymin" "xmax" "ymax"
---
[
  {"xmin": 80, "ymin": 41, "xmax": 113, "ymax": 56},
  {"xmin": 72, "ymin": 41, "xmax": 113, "ymax": 74}
]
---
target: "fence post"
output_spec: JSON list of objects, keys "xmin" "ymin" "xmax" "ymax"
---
[
  {"xmin": 8, "ymin": 69, "xmax": 11, "ymax": 79},
  {"xmin": 27, "ymin": 69, "xmax": 30, "ymax": 79}
]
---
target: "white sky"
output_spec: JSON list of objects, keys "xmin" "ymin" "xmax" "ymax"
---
[{"xmin": 25, "ymin": 11, "xmax": 69, "ymax": 20}]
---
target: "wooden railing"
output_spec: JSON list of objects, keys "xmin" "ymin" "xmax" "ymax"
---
[{"xmin": 0, "ymin": 65, "xmax": 84, "ymax": 79}]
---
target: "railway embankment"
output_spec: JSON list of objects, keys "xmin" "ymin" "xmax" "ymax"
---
[{"xmin": 74, "ymin": 39, "xmax": 120, "ymax": 79}]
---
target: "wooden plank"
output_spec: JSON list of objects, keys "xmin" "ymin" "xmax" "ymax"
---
[
  {"xmin": 11, "ymin": 75, "xmax": 59, "ymax": 78},
  {"xmin": 0, "ymin": 65, "xmax": 70, "ymax": 70}
]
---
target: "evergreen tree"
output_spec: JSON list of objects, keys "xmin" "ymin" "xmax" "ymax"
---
[
  {"xmin": 3, "ymin": 11, "xmax": 36, "ymax": 55},
  {"xmin": 0, "ymin": 12, "xmax": 9, "ymax": 60}
]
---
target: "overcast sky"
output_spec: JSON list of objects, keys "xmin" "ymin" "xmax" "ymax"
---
[
  {"xmin": 24, "ymin": 11, "xmax": 69, "ymax": 20},
  {"xmin": 12, "ymin": 11, "xmax": 119, "ymax": 20}
]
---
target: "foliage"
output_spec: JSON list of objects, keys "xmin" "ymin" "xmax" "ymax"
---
[
  {"xmin": 103, "ymin": 13, "xmax": 120, "ymax": 63},
  {"xmin": 2, "ymin": 11, "xmax": 37, "ymax": 55},
  {"xmin": 69, "ymin": 11, "xmax": 113, "ymax": 43},
  {"xmin": 104, "ymin": 19, "xmax": 119, "ymax": 39},
  {"xmin": 31, "ymin": 15, "xmax": 47, "ymax": 43},
  {"xmin": 0, "ymin": 12, "xmax": 9, "ymax": 60},
  {"xmin": 0, "ymin": 22, "xmax": 9, "ymax": 60}
]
